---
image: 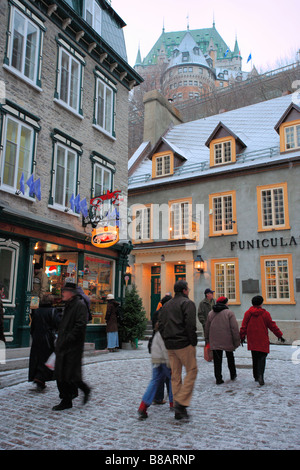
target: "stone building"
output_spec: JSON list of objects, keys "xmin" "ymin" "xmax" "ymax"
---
[
  {"xmin": 128, "ymin": 91, "xmax": 300, "ymax": 342},
  {"xmin": 0, "ymin": 0, "xmax": 142, "ymax": 348}
]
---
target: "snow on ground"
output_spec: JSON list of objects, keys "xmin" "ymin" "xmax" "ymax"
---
[{"xmin": 0, "ymin": 341, "xmax": 299, "ymax": 451}]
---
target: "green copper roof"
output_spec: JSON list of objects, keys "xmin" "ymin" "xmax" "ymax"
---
[{"xmin": 139, "ymin": 26, "xmax": 232, "ymax": 66}]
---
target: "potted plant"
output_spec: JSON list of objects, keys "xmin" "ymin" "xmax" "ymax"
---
[{"xmin": 119, "ymin": 284, "xmax": 147, "ymax": 349}]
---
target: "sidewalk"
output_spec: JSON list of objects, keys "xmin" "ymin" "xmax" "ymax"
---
[{"xmin": 0, "ymin": 341, "xmax": 299, "ymax": 451}]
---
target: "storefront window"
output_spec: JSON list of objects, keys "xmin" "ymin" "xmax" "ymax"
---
[
  {"xmin": 79, "ymin": 255, "xmax": 114, "ymax": 324},
  {"xmin": 44, "ymin": 252, "xmax": 78, "ymax": 298}
]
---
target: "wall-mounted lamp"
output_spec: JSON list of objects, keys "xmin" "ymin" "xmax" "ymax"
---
[
  {"xmin": 125, "ymin": 263, "xmax": 132, "ymax": 275},
  {"xmin": 194, "ymin": 255, "xmax": 205, "ymax": 273}
]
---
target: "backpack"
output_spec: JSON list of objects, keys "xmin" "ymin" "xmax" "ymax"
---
[{"xmin": 79, "ymin": 295, "xmax": 92, "ymax": 322}]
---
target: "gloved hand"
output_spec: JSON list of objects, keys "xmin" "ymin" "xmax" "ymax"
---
[{"xmin": 279, "ymin": 336, "xmax": 286, "ymax": 343}]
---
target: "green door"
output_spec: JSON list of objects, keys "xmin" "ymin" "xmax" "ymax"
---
[{"xmin": 150, "ymin": 266, "xmax": 161, "ymax": 318}]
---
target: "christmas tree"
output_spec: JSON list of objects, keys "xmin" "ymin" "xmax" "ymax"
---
[{"xmin": 119, "ymin": 284, "xmax": 147, "ymax": 345}]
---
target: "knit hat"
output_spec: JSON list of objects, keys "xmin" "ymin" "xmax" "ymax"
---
[
  {"xmin": 252, "ymin": 295, "xmax": 264, "ymax": 306},
  {"xmin": 216, "ymin": 296, "xmax": 228, "ymax": 304},
  {"xmin": 107, "ymin": 294, "xmax": 114, "ymax": 300}
]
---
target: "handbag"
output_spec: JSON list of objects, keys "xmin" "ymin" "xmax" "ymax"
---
[{"xmin": 204, "ymin": 343, "xmax": 213, "ymax": 362}]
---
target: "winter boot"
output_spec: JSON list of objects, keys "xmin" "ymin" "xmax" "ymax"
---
[
  {"xmin": 174, "ymin": 401, "xmax": 189, "ymax": 421},
  {"xmin": 138, "ymin": 401, "xmax": 148, "ymax": 420},
  {"xmin": 52, "ymin": 399, "xmax": 72, "ymax": 411}
]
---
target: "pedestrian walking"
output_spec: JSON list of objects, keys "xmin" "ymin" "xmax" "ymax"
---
[
  {"xmin": 159, "ymin": 280, "xmax": 198, "ymax": 421},
  {"xmin": 28, "ymin": 293, "xmax": 62, "ymax": 392},
  {"xmin": 105, "ymin": 294, "xmax": 119, "ymax": 351},
  {"xmin": 150, "ymin": 294, "xmax": 172, "ymax": 405},
  {"xmin": 53, "ymin": 282, "xmax": 91, "ymax": 410},
  {"xmin": 240, "ymin": 295, "xmax": 285, "ymax": 386},
  {"xmin": 205, "ymin": 296, "xmax": 240, "ymax": 384},
  {"xmin": 138, "ymin": 323, "xmax": 173, "ymax": 420},
  {"xmin": 198, "ymin": 288, "xmax": 215, "ymax": 336}
]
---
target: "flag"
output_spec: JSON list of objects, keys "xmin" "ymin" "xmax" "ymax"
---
[
  {"xmin": 19, "ymin": 173, "xmax": 25, "ymax": 195},
  {"xmin": 34, "ymin": 178, "xmax": 41, "ymax": 201},
  {"xmin": 26, "ymin": 174, "xmax": 34, "ymax": 197},
  {"xmin": 69, "ymin": 193, "xmax": 75, "ymax": 212},
  {"xmin": 247, "ymin": 53, "xmax": 252, "ymax": 63},
  {"xmin": 74, "ymin": 194, "xmax": 81, "ymax": 213},
  {"xmin": 224, "ymin": 48, "xmax": 229, "ymax": 57},
  {"xmin": 80, "ymin": 198, "xmax": 88, "ymax": 218}
]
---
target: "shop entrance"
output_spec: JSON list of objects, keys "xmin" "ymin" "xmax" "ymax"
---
[{"xmin": 150, "ymin": 265, "xmax": 161, "ymax": 317}]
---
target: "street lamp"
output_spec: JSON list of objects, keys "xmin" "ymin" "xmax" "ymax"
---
[{"xmin": 194, "ymin": 255, "xmax": 205, "ymax": 273}]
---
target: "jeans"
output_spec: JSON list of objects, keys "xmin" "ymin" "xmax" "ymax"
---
[
  {"xmin": 213, "ymin": 350, "xmax": 237, "ymax": 382},
  {"xmin": 142, "ymin": 364, "xmax": 173, "ymax": 406}
]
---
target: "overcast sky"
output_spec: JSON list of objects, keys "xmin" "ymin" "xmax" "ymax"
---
[{"xmin": 111, "ymin": 0, "xmax": 299, "ymax": 72}]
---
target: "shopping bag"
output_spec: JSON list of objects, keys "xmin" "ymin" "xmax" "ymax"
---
[
  {"xmin": 204, "ymin": 343, "xmax": 213, "ymax": 362},
  {"xmin": 45, "ymin": 352, "xmax": 56, "ymax": 370}
]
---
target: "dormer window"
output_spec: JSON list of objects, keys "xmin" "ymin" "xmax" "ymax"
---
[
  {"xmin": 205, "ymin": 122, "xmax": 246, "ymax": 168},
  {"xmin": 84, "ymin": 0, "xmax": 102, "ymax": 35},
  {"xmin": 153, "ymin": 153, "xmax": 173, "ymax": 177},
  {"xmin": 213, "ymin": 139, "xmax": 232, "ymax": 165},
  {"xmin": 274, "ymin": 103, "xmax": 300, "ymax": 153},
  {"xmin": 284, "ymin": 123, "xmax": 300, "ymax": 150}
]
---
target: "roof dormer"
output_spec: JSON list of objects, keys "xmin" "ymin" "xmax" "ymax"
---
[
  {"xmin": 274, "ymin": 103, "xmax": 300, "ymax": 153},
  {"xmin": 205, "ymin": 122, "xmax": 246, "ymax": 167},
  {"xmin": 149, "ymin": 137, "xmax": 186, "ymax": 179}
]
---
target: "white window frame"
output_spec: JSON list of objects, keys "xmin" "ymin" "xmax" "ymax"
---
[
  {"xmin": 83, "ymin": 0, "xmax": 102, "ymax": 35},
  {"xmin": 4, "ymin": 4, "xmax": 44, "ymax": 89},
  {"xmin": 212, "ymin": 194, "xmax": 233, "ymax": 233},
  {"xmin": 263, "ymin": 257, "xmax": 292, "ymax": 303},
  {"xmin": 94, "ymin": 76, "xmax": 116, "ymax": 138},
  {"xmin": 261, "ymin": 187, "xmax": 285, "ymax": 228},
  {"xmin": 214, "ymin": 140, "xmax": 232, "ymax": 165},
  {"xmin": 52, "ymin": 142, "xmax": 78, "ymax": 212},
  {"xmin": 170, "ymin": 201, "xmax": 191, "ymax": 239},
  {"xmin": 57, "ymin": 47, "xmax": 81, "ymax": 114},
  {"xmin": 284, "ymin": 124, "xmax": 300, "ymax": 151},
  {"xmin": 155, "ymin": 155, "xmax": 171, "ymax": 177},
  {"xmin": 0, "ymin": 114, "xmax": 34, "ymax": 197},
  {"xmin": 212, "ymin": 259, "xmax": 239, "ymax": 304},
  {"xmin": 133, "ymin": 206, "xmax": 151, "ymax": 241}
]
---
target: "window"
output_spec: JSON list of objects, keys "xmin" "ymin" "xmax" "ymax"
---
[
  {"xmin": 261, "ymin": 255, "xmax": 295, "ymax": 304},
  {"xmin": 257, "ymin": 183, "xmax": 290, "ymax": 231},
  {"xmin": 0, "ymin": 239, "xmax": 20, "ymax": 307},
  {"xmin": 209, "ymin": 191, "xmax": 237, "ymax": 236},
  {"xmin": 49, "ymin": 130, "xmax": 82, "ymax": 212},
  {"xmin": 284, "ymin": 123, "xmax": 300, "ymax": 150},
  {"xmin": 211, "ymin": 258, "xmax": 240, "ymax": 304},
  {"xmin": 83, "ymin": 0, "xmax": 102, "ymax": 35},
  {"xmin": 4, "ymin": 4, "xmax": 45, "ymax": 88},
  {"xmin": 133, "ymin": 205, "xmax": 151, "ymax": 241},
  {"xmin": 54, "ymin": 144, "xmax": 77, "ymax": 209},
  {"xmin": 169, "ymin": 199, "xmax": 191, "ymax": 239},
  {"xmin": 213, "ymin": 140, "xmax": 232, "ymax": 165},
  {"xmin": 0, "ymin": 102, "xmax": 40, "ymax": 197},
  {"xmin": 94, "ymin": 164, "xmax": 111, "ymax": 197},
  {"xmin": 54, "ymin": 37, "xmax": 85, "ymax": 116},
  {"xmin": 152, "ymin": 153, "xmax": 173, "ymax": 178},
  {"xmin": 93, "ymin": 70, "xmax": 116, "ymax": 138}
]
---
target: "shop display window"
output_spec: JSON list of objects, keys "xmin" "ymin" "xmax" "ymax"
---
[
  {"xmin": 44, "ymin": 252, "xmax": 78, "ymax": 299},
  {"xmin": 79, "ymin": 255, "xmax": 114, "ymax": 324}
]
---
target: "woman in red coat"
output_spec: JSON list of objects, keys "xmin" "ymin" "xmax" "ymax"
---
[{"xmin": 240, "ymin": 295, "xmax": 285, "ymax": 385}]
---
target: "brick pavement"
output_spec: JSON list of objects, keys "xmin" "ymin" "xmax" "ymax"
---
[{"xmin": 0, "ymin": 342, "xmax": 299, "ymax": 451}]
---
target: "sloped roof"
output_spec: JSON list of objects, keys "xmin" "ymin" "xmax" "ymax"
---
[{"xmin": 128, "ymin": 94, "xmax": 298, "ymax": 189}]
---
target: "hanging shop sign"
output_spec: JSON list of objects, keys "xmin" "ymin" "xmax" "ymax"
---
[{"xmin": 90, "ymin": 190, "xmax": 121, "ymax": 248}]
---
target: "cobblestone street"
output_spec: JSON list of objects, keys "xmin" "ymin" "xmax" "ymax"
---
[{"xmin": 0, "ymin": 341, "xmax": 299, "ymax": 452}]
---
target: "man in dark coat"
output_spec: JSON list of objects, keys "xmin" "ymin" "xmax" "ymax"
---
[
  {"xmin": 159, "ymin": 280, "xmax": 198, "ymax": 421},
  {"xmin": 53, "ymin": 282, "xmax": 91, "ymax": 410}
]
